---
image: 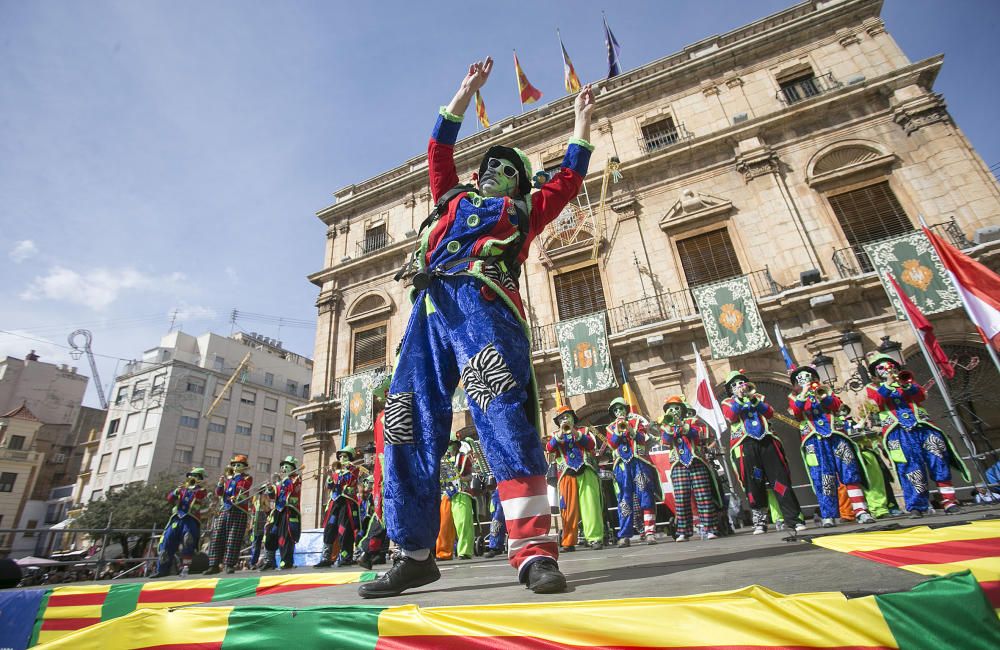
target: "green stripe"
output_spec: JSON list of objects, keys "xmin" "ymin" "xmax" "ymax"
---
[
  {"xmin": 212, "ymin": 576, "xmax": 261, "ymax": 602},
  {"xmin": 100, "ymin": 583, "xmax": 143, "ymax": 621},
  {"xmin": 27, "ymin": 588, "xmax": 52, "ymax": 647},
  {"xmin": 875, "ymin": 572, "xmax": 1000, "ymax": 650},
  {"xmin": 221, "ymin": 606, "xmax": 384, "ymax": 650}
]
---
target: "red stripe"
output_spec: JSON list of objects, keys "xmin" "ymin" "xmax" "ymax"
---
[
  {"xmin": 40, "ymin": 617, "xmax": 101, "ymax": 631},
  {"xmin": 512, "ymin": 542, "xmax": 559, "ymax": 569},
  {"xmin": 375, "ymin": 637, "xmax": 890, "ymax": 650},
  {"xmin": 46, "ymin": 592, "xmax": 108, "ymax": 607},
  {"xmin": 499, "ymin": 475, "xmax": 548, "ymax": 501},
  {"xmin": 141, "ymin": 644, "xmax": 223, "ymax": 650},
  {"xmin": 848, "ymin": 537, "xmax": 1000, "ymax": 567},
  {"xmin": 255, "ymin": 583, "xmax": 333, "ymax": 596},
  {"xmin": 137, "ymin": 587, "xmax": 216, "ymax": 603},
  {"xmin": 979, "ymin": 580, "xmax": 1000, "ymax": 608},
  {"xmin": 506, "ymin": 514, "xmax": 550, "ymax": 539}
]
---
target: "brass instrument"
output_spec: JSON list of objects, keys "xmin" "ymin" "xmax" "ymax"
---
[
  {"xmin": 614, "ymin": 416, "xmax": 630, "ymax": 435},
  {"xmin": 559, "ymin": 420, "xmax": 573, "ymax": 436},
  {"xmin": 891, "ymin": 370, "xmax": 914, "ymax": 386}
]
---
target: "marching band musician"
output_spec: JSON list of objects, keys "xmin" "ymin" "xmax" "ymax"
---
[
  {"xmin": 722, "ymin": 371, "xmax": 805, "ymax": 535},
  {"xmin": 206, "ymin": 454, "xmax": 254, "ymax": 575},
  {"xmin": 606, "ymin": 397, "xmax": 662, "ymax": 547},
  {"xmin": 315, "ymin": 446, "xmax": 361, "ymax": 568},
  {"xmin": 261, "ymin": 456, "xmax": 302, "ymax": 570},
  {"xmin": 788, "ymin": 366, "xmax": 876, "ymax": 528},
  {"xmin": 864, "ymin": 353, "xmax": 969, "ymax": 517},
  {"xmin": 152, "ymin": 467, "xmax": 208, "ymax": 578},
  {"xmin": 659, "ymin": 397, "xmax": 722, "ymax": 542},
  {"xmin": 436, "ymin": 433, "xmax": 476, "ymax": 561},
  {"xmin": 358, "ymin": 398, "xmax": 389, "ymax": 570},
  {"xmin": 248, "ymin": 486, "xmax": 273, "ymax": 569},
  {"xmin": 546, "ymin": 406, "xmax": 604, "ymax": 552}
]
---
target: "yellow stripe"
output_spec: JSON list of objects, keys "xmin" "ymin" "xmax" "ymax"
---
[
  {"xmin": 899, "ymin": 557, "xmax": 1000, "ymax": 582},
  {"xmin": 812, "ymin": 520, "xmax": 1000, "ymax": 553},
  {"xmin": 46, "ymin": 584, "xmax": 112, "ymax": 597},
  {"xmin": 36, "ymin": 629, "xmax": 76, "ymax": 645},
  {"xmin": 37, "ymin": 607, "xmax": 233, "ymax": 650},
  {"xmin": 256, "ymin": 571, "xmax": 369, "ymax": 588},
  {"xmin": 378, "ymin": 586, "xmax": 897, "ymax": 648},
  {"xmin": 138, "ymin": 578, "xmax": 220, "ymax": 591},
  {"xmin": 42, "ymin": 604, "xmax": 103, "ymax": 619}
]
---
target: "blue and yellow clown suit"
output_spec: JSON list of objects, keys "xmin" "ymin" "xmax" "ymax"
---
[
  {"xmin": 207, "ymin": 457, "xmax": 253, "ymax": 573},
  {"xmin": 660, "ymin": 398, "xmax": 722, "ymax": 541},
  {"xmin": 155, "ymin": 469, "xmax": 208, "ymax": 577},
  {"xmin": 606, "ymin": 398, "xmax": 662, "ymax": 544},
  {"xmin": 788, "ymin": 367, "xmax": 873, "ymax": 525},
  {"xmin": 547, "ymin": 406, "xmax": 604, "ymax": 550},
  {"xmin": 865, "ymin": 353, "xmax": 969, "ymax": 515},
  {"xmin": 263, "ymin": 457, "xmax": 302, "ymax": 570},
  {"xmin": 722, "ymin": 372, "xmax": 803, "ymax": 533},
  {"xmin": 383, "ymin": 107, "xmax": 592, "ymax": 583},
  {"xmin": 317, "ymin": 452, "xmax": 360, "ymax": 567}
]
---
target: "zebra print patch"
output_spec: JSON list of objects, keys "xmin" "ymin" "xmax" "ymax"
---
[
  {"xmin": 833, "ymin": 440, "xmax": 856, "ymax": 463},
  {"xmin": 461, "ymin": 344, "xmax": 519, "ymax": 412},
  {"xmin": 384, "ymin": 392, "xmax": 415, "ymax": 445},
  {"xmin": 481, "ymin": 262, "xmax": 519, "ymax": 292}
]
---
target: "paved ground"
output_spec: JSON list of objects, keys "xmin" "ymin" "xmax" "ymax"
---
[{"xmin": 201, "ymin": 505, "xmax": 1000, "ymax": 608}]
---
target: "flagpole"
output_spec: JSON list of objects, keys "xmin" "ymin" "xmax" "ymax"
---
[
  {"xmin": 918, "ymin": 213, "xmax": 1000, "ymax": 374},
  {"xmin": 557, "ymin": 29, "xmax": 565, "ymax": 96},
  {"xmin": 513, "ymin": 49, "xmax": 525, "ymax": 114},
  {"xmin": 889, "ymin": 274, "xmax": 988, "ymax": 487}
]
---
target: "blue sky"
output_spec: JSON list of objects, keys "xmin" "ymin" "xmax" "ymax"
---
[{"xmin": 2, "ymin": 0, "xmax": 998, "ymax": 408}]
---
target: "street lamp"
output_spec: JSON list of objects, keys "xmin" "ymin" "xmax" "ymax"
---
[
  {"xmin": 876, "ymin": 335, "xmax": 904, "ymax": 366},
  {"xmin": 811, "ymin": 352, "xmax": 837, "ymax": 385},
  {"xmin": 839, "ymin": 330, "xmax": 866, "ymax": 363}
]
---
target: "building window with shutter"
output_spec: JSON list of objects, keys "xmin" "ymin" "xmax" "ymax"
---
[
  {"xmin": 640, "ymin": 117, "xmax": 679, "ymax": 153},
  {"xmin": 352, "ymin": 323, "xmax": 387, "ymax": 371},
  {"xmin": 827, "ymin": 181, "xmax": 912, "ymax": 273},
  {"xmin": 553, "ymin": 264, "xmax": 608, "ymax": 321},
  {"xmin": 676, "ymin": 229, "xmax": 743, "ymax": 287},
  {"xmin": 362, "ymin": 223, "xmax": 389, "ymax": 254}
]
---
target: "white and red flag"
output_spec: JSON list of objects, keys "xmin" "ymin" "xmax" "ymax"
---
[
  {"xmin": 922, "ymin": 223, "xmax": 1000, "ymax": 349},
  {"xmin": 887, "ymin": 273, "xmax": 955, "ymax": 379},
  {"xmin": 691, "ymin": 342, "xmax": 726, "ymax": 445}
]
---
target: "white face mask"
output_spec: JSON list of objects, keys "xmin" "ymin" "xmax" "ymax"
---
[{"xmin": 795, "ymin": 371, "xmax": 814, "ymax": 387}]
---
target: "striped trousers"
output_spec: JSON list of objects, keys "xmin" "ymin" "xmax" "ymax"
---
[
  {"xmin": 671, "ymin": 461, "xmax": 717, "ymax": 537},
  {"xmin": 209, "ymin": 508, "xmax": 248, "ymax": 568}
]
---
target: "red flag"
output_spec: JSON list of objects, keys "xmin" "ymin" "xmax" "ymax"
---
[
  {"xmin": 888, "ymin": 273, "xmax": 955, "ymax": 379},
  {"xmin": 922, "ymin": 225, "xmax": 1000, "ymax": 347},
  {"xmin": 513, "ymin": 51, "xmax": 542, "ymax": 104},
  {"xmin": 559, "ymin": 33, "xmax": 581, "ymax": 93}
]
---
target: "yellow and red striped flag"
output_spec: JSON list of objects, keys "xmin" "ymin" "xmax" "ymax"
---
[
  {"xmin": 513, "ymin": 50, "xmax": 542, "ymax": 105},
  {"xmin": 474, "ymin": 89, "xmax": 489, "ymax": 129},
  {"xmin": 559, "ymin": 31, "xmax": 581, "ymax": 93},
  {"xmin": 553, "ymin": 374, "xmax": 564, "ymax": 409},
  {"xmin": 619, "ymin": 360, "xmax": 640, "ymax": 413}
]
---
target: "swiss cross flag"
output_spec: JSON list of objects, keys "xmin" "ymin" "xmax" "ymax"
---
[{"xmin": 691, "ymin": 342, "xmax": 727, "ymax": 443}]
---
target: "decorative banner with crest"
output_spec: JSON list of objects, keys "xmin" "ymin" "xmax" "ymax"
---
[
  {"xmin": 863, "ymin": 231, "xmax": 961, "ymax": 320},
  {"xmin": 692, "ymin": 275, "xmax": 772, "ymax": 359},
  {"xmin": 339, "ymin": 368, "xmax": 385, "ymax": 434},
  {"xmin": 556, "ymin": 312, "xmax": 617, "ymax": 396}
]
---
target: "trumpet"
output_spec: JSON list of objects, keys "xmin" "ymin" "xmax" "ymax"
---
[
  {"xmin": 559, "ymin": 420, "xmax": 573, "ymax": 436},
  {"xmin": 890, "ymin": 370, "xmax": 914, "ymax": 386},
  {"xmin": 614, "ymin": 417, "xmax": 630, "ymax": 435}
]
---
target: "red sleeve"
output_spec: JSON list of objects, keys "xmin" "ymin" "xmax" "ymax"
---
[
  {"xmin": 428, "ymin": 139, "xmax": 459, "ymax": 203},
  {"xmin": 166, "ymin": 488, "xmax": 178, "ymax": 503},
  {"xmin": 760, "ymin": 402, "xmax": 774, "ymax": 419},
  {"xmin": 788, "ymin": 395, "xmax": 804, "ymax": 420},
  {"xmin": 195, "ymin": 488, "xmax": 208, "ymax": 500},
  {"xmin": 545, "ymin": 436, "xmax": 558, "ymax": 453},
  {"xmin": 518, "ymin": 169, "xmax": 584, "ymax": 261},
  {"xmin": 581, "ymin": 431, "xmax": 596, "ymax": 451},
  {"xmin": 215, "ymin": 481, "xmax": 225, "ymax": 497},
  {"xmin": 825, "ymin": 393, "xmax": 843, "ymax": 413},
  {"xmin": 908, "ymin": 383, "xmax": 927, "ymax": 405},
  {"xmin": 721, "ymin": 398, "xmax": 739, "ymax": 424},
  {"xmin": 866, "ymin": 384, "xmax": 886, "ymax": 409}
]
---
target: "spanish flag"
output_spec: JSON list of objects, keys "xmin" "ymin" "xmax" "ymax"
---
[
  {"xmin": 513, "ymin": 50, "xmax": 542, "ymax": 105},
  {"xmin": 553, "ymin": 374, "xmax": 565, "ymax": 409},
  {"xmin": 474, "ymin": 90, "xmax": 489, "ymax": 129},
  {"xmin": 558, "ymin": 31, "xmax": 581, "ymax": 93},
  {"xmin": 620, "ymin": 359, "xmax": 640, "ymax": 413}
]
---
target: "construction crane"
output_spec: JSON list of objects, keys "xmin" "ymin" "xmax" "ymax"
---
[
  {"xmin": 204, "ymin": 352, "xmax": 252, "ymax": 420},
  {"xmin": 68, "ymin": 329, "xmax": 109, "ymax": 409}
]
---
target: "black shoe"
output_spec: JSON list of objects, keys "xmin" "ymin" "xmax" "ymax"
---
[
  {"xmin": 358, "ymin": 553, "xmax": 374, "ymax": 570},
  {"xmin": 483, "ymin": 549, "xmax": 498, "ymax": 559},
  {"xmin": 457, "ymin": 554, "xmax": 472, "ymax": 560},
  {"xmin": 358, "ymin": 554, "xmax": 441, "ymax": 599},
  {"xmin": 944, "ymin": 503, "xmax": 961, "ymax": 515},
  {"xmin": 204, "ymin": 566, "xmax": 221, "ymax": 576},
  {"xmin": 150, "ymin": 571, "xmax": 171, "ymax": 579},
  {"xmin": 524, "ymin": 558, "xmax": 567, "ymax": 594},
  {"xmin": 560, "ymin": 545, "xmax": 575, "ymax": 552},
  {"xmin": 313, "ymin": 559, "xmax": 333, "ymax": 568}
]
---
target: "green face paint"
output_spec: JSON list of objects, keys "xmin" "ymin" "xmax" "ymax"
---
[
  {"xmin": 479, "ymin": 157, "xmax": 519, "ymax": 197},
  {"xmin": 664, "ymin": 405, "xmax": 683, "ymax": 421}
]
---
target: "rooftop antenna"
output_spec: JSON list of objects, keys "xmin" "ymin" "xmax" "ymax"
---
[{"xmin": 167, "ymin": 308, "xmax": 179, "ymax": 333}]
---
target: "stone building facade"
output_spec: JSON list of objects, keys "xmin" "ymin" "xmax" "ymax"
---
[{"xmin": 295, "ymin": 0, "xmax": 1000, "ymax": 525}]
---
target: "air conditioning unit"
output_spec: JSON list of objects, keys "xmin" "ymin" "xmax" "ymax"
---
[{"xmin": 732, "ymin": 112, "xmax": 748, "ymax": 124}]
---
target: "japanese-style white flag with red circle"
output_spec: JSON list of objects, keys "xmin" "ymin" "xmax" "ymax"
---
[{"xmin": 691, "ymin": 342, "xmax": 727, "ymax": 445}]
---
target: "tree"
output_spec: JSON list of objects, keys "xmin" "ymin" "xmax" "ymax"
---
[{"xmin": 75, "ymin": 473, "xmax": 177, "ymax": 558}]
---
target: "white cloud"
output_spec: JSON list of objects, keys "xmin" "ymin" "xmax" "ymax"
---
[
  {"xmin": 0, "ymin": 331, "xmax": 73, "ymax": 367},
  {"xmin": 9, "ymin": 240, "xmax": 39, "ymax": 263},
  {"xmin": 19, "ymin": 265, "xmax": 185, "ymax": 310},
  {"xmin": 171, "ymin": 304, "xmax": 217, "ymax": 321}
]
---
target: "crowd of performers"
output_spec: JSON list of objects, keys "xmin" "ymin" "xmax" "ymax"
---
[{"xmin": 150, "ymin": 349, "xmax": 971, "ymax": 578}]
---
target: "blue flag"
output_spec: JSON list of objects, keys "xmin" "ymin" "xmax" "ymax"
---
[{"xmin": 604, "ymin": 15, "xmax": 621, "ymax": 78}]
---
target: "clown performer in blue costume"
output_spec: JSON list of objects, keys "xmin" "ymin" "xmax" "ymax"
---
[
  {"xmin": 359, "ymin": 57, "xmax": 595, "ymax": 599},
  {"xmin": 261, "ymin": 456, "xmax": 302, "ymax": 570},
  {"xmin": 864, "ymin": 353, "xmax": 969, "ymax": 517},
  {"xmin": 152, "ymin": 467, "xmax": 209, "ymax": 578},
  {"xmin": 721, "ymin": 372, "xmax": 805, "ymax": 534},
  {"xmin": 788, "ymin": 366, "xmax": 876, "ymax": 528},
  {"xmin": 606, "ymin": 397, "xmax": 663, "ymax": 547}
]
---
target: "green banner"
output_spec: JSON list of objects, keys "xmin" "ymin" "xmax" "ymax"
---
[
  {"xmin": 556, "ymin": 313, "xmax": 616, "ymax": 397},
  {"xmin": 863, "ymin": 231, "xmax": 961, "ymax": 319},
  {"xmin": 340, "ymin": 369, "xmax": 385, "ymax": 434},
  {"xmin": 692, "ymin": 275, "xmax": 772, "ymax": 359}
]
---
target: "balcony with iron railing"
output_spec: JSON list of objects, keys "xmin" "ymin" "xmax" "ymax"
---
[
  {"xmin": 637, "ymin": 123, "xmax": 694, "ymax": 155},
  {"xmin": 530, "ymin": 267, "xmax": 785, "ymax": 352},
  {"xmin": 831, "ymin": 218, "xmax": 974, "ymax": 279},
  {"xmin": 357, "ymin": 229, "xmax": 395, "ymax": 257},
  {"xmin": 776, "ymin": 72, "xmax": 841, "ymax": 106}
]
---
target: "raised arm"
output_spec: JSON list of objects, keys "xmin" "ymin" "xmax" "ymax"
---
[{"xmin": 428, "ymin": 58, "xmax": 493, "ymax": 202}]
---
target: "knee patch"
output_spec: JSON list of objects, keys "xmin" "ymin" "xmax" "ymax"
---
[
  {"xmin": 461, "ymin": 344, "xmax": 518, "ymax": 411},
  {"xmin": 384, "ymin": 392, "xmax": 415, "ymax": 445}
]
